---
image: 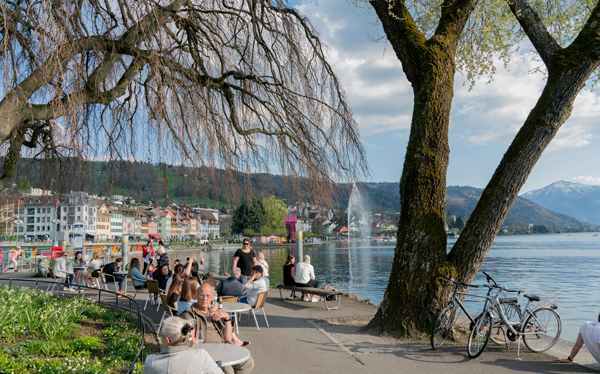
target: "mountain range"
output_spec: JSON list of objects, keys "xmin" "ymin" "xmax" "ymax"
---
[{"xmin": 520, "ymin": 181, "xmax": 600, "ymax": 225}]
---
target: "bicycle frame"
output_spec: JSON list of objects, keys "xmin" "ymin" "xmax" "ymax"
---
[{"xmin": 488, "ymin": 288, "xmax": 547, "ymax": 339}]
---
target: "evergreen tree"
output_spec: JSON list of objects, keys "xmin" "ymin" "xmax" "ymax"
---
[{"xmin": 231, "ymin": 198, "xmax": 266, "ymax": 234}]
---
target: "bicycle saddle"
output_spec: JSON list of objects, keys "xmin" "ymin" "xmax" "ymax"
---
[{"xmin": 523, "ymin": 294, "xmax": 541, "ymax": 302}]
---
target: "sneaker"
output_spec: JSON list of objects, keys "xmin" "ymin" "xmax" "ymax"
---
[
  {"xmin": 14, "ymin": 269, "xmax": 17, "ymax": 273},
  {"xmin": 303, "ymin": 296, "xmax": 308, "ymax": 302},
  {"xmin": 311, "ymin": 297, "xmax": 319, "ymax": 302}
]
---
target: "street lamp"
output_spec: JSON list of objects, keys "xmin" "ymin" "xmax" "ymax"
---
[
  {"xmin": 13, "ymin": 217, "xmax": 23, "ymax": 246},
  {"xmin": 52, "ymin": 219, "xmax": 61, "ymax": 247}
]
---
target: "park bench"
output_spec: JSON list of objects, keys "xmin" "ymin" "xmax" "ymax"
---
[{"xmin": 276, "ymin": 284, "xmax": 343, "ymax": 310}]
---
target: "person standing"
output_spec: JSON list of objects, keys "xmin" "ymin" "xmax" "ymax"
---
[
  {"xmin": 3, "ymin": 245, "xmax": 22, "ymax": 273},
  {"xmin": 232, "ymin": 238, "xmax": 256, "ymax": 283},
  {"xmin": 156, "ymin": 241, "xmax": 169, "ymax": 268},
  {"xmin": 142, "ymin": 240, "xmax": 155, "ymax": 275}
]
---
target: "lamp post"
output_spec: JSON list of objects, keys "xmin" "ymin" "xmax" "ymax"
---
[
  {"xmin": 13, "ymin": 218, "xmax": 23, "ymax": 246},
  {"xmin": 52, "ymin": 219, "xmax": 61, "ymax": 247}
]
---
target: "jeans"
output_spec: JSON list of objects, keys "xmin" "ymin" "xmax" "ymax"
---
[
  {"xmin": 106, "ymin": 275, "xmax": 125, "ymax": 292},
  {"xmin": 64, "ymin": 274, "xmax": 74, "ymax": 287}
]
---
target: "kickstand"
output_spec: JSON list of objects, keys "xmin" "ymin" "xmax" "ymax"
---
[{"xmin": 517, "ymin": 336, "xmax": 522, "ymax": 359}]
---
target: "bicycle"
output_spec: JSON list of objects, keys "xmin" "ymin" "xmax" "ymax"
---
[
  {"xmin": 431, "ymin": 273, "xmax": 521, "ymax": 349},
  {"xmin": 467, "ymin": 271, "xmax": 561, "ymax": 359}
]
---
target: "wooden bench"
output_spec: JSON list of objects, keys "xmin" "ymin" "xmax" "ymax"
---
[{"xmin": 276, "ymin": 284, "xmax": 343, "ymax": 310}]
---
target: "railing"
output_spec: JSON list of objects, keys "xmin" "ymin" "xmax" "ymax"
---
[{"xmin": 0, "ymin": 278, "xmax": 148, "ymax": 374}]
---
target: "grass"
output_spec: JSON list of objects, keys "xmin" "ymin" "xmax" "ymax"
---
[{"xmin": 0, "ymin": 285, "xmax": 156, "ymax": 373}]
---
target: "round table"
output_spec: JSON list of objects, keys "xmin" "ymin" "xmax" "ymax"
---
[
  {"xmin": 196, "ymin": 343, "xmax": 251, "ymax": 367},
  {"xmin": 220, "ymin": 302, "xmax": 252, "ymax": 335}
]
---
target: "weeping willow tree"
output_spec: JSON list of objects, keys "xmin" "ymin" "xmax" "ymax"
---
[
  {"xmin": 363, "ymin": 0, "xmax": 600, "ymax": 337},
  {"xmin": 0, "ymin": 0, "xmax": 368, "ymax": 199}
]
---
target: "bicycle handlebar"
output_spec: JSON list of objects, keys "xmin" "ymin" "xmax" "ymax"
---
[
  {"xmin": 482, "ymin": 271, "xmax": 498, "ymax": 286},
  {"xmin": 437, "ymin": 273, "xmax": 478, "ymax": 288}
]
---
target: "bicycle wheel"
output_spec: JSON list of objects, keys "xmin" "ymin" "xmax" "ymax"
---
[
  {"xmin": 431, "ymin": 305, "xmax": 455, "ymax": 349},
  {"xmin": 523, "ymin": 307, "xmax": 561, "ymax": 352},
  {"xmin": 467, "ymin": 313, "xmax": 492, "ymax": 358},
  {"xmin": 490, "ymin": 301, "xmax": 523, "ymax": 345}
]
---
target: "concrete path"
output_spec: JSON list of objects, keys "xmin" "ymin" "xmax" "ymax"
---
[{"xmin": 2, "ymin": 271, "xmax": 600, "ymax": 373}]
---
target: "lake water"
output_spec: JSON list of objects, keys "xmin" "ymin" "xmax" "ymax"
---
[{"xmin": 172, "ymin": 232, "xmax": 600, "ymax": 343}]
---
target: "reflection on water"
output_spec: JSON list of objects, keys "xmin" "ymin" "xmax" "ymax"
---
[{"xmin": 170, "ymin": 232, "xmax": 600, "ymax": 342}]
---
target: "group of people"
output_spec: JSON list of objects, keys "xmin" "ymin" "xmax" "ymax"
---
[
  {"xmin": 283, "ymin": 254, "xmax": 320, "ymax": 302},
  {"xmin": 53, "ymin": 251, "xmax": 103, "ymax": 291}
]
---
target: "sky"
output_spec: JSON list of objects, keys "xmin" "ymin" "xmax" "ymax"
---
[{"xmin": 294, "ymin": 0, "xmax": 600, "ymax": 194}]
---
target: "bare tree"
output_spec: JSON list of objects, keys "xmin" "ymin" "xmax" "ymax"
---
[{"xmin": 0, "ymin": 0, "xmax": 368, "ymax": 195}]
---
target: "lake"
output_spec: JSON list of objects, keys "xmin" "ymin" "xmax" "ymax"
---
[{"xmin": 172, "ymin": 232, "xmax": 600, "ymax": 343}]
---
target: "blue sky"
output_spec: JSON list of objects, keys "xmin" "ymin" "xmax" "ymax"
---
[{"xmin": 295, "ymin": 0, "xmax": 600, "ymax": 193}]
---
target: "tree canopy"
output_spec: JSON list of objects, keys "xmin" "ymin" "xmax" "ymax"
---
[
  {"xmin": 0, "ymin": 0, "xmax": 367, "ymax": 196},
  {"xmin": 231, "ymin": 198, "xmax": 266, "ymax": 234}
]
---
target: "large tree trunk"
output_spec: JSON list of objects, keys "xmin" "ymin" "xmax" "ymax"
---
[
  {"xmin": 367, "ymin": 0, "xmax": 600, "ymax": 338},
  {"xmin": 366, "ymin": 0, "xmax": 478, "ymax": 337}
]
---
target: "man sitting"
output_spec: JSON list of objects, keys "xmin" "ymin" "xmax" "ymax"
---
[
  {"xmin": 294, "ymin": 255, "xmax": 319, "ymax": 302},
  {"xmin": 220, "ymin": 267, "xmax": 244, "ymax": 298},
  {"xmin": 103, "ymin": 258, "xmax": 125, "ymax": 294},
  {"xmin": 181, "ymin": 284, "xmax": 254, "ymax": 374},
  {"xmin": 240, "ymin": 266, "xmax": 267, "ymax": 307}
]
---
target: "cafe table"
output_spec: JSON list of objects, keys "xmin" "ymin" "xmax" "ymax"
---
[
  {"xmin": 220, "ymin": 302, "xmax": 252, "ymax": 335},
  {"xmin": 72, "ymin": 266, "xmax": 87, "ymax": 287},
  {"xmin": 196, "ymin": 343, "xmax": 251, "ymax": 367}
]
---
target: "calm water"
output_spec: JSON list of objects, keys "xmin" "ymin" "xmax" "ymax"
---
[{"xmin": 172, "ymin": 232, "xmax": 600, "ymax": 342}]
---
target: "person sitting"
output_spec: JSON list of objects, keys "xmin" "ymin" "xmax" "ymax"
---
[
  {"xmin": 146, "ymin": 263, "xmax": 156, "ymax": 278},
  {"xmin": 153, "ymin": 264, "xmax": 172, "ymax": 291},
  {"xmin": 128, "ymin": 257, "xmax": 150, "ymax": 290},
  {"xmin": 556, "ymin": 314, "xmax": 600, "ymax": 364},
  {"xmin": 54, "ymin": 251, "xmax": 75, "ymax": 291},
  {"xmin": 167, "ymin": 274, "xmax": 185, "ymax": 315},
  {"xmin": 177, "ymin": 277, "xmax": 199, "ymax": 315},
  {"xmin": 294, "ymin": 255, "xmax": 319, "ymax": 302},
  {"xmin": 71, "ymin": 250, "xmax": 87, "ymax": 289},
  {"xmin": 181, "ymin": 284, "xmax": 255, "ymax": 374},
  {"xmin": 87, "ymin": 253, "xmax": 103, "ymax": 287},
  {"xmin": 282, "ymin": 255, "xmax": 296, "ymax": 286},
  {"xmin": 256, "ymin": 251, "xmax": 269, "ymax": 290},
  {"xmin": 219, "ymin": 267, "xmax": 243, "ymax": 298},
  {"xmin": 103, "ymin": 257, "xmax": 125, "ymax": 294},
  {"xmin": 142, "ymin": 316, "xmax": 221, "ymax": 374},
  {"xmin": 239, "ymin": 266, "xmax": 267, "ymax": 307}
]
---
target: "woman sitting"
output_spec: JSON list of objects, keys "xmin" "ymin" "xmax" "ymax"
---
[
  {"xmin": 128, "ymin": 257, "xmax": 150, "ymax": 290},
  {"xmin": 153, "ymin": 264, "xmax": 172, "ymax": 291},
  {"xmin": 177, "ymin": 277, "xmax": 199, "ymax": 315},
  {"xmin": 282, "ymin": 255, "xmax": 296, "ymax": 286},
  {"xmin": 87, "ymin": 253, "xmax": 103, "ymax": 287},
  {"xmin": 71, "ymin": 251, "xmax": 87, "ymax": 289},
  {"xmin": 166, "ymin": 274, "xmax": 184, "ymax": 315},
  {"xmin": 54, "ymin": 251, "xmax": 74, "ymax": 291},
  {"xmin": 143, "ymin": 317, "xmax": 221, "ymax": 374},
  {"xmin": 257, "ymin": 251, "xmax": 270, "ymax": 290}
]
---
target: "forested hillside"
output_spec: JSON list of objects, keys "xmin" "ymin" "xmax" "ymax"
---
[{"xmin": 15, "ymin": 159, "xmax": 595, "ymax": 229}]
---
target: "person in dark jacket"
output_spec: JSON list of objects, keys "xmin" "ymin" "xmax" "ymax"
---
[
  {"xmin": 219, "ymin": 267, "xmax": 243, "ymax": 297},
  {"xmin": 103, "ymin": 258, "xmax": 125, "ymax": 294}
]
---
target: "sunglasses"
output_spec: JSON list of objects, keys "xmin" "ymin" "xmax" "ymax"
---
[{"xmin": 243, "ymin": 243, "xmax": 250, "ymax": 245}]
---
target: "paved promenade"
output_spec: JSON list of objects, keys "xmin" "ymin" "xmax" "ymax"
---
[{"xmin": 1, "ymin": 271, "xmax": 599, "ymax": 373}]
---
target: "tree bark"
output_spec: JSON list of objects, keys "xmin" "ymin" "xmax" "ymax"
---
[{"xmin": 366, "ymin": 0, "xmax": 478, "ymax": 337}]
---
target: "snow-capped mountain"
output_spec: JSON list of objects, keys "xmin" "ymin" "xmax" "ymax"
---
[{"xmin": 521, "ymin": 181, "xmax": 600, "ymax": 225}]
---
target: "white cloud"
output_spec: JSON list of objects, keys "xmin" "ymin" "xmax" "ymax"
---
[
  {"xmin": 572, "ymin": 176, "xmax": 600, "ymax": 185},
  {"xmin": 548, "ymin": 124, "xmax": 594, "ymax": 151}
]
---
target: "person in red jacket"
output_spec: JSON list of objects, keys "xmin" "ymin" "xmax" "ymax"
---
[{"xmin": 142, "ymin": 240, "xmax": 155, "ymax": 275}]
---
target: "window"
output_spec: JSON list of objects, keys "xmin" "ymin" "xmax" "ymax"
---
[
  {"xmin": 77, "ymin": 207, "xmax": 81, "ymax": 212},
  {"xmin": 36, "ymin": 217, "xmax": 40, "ymax": 223}
]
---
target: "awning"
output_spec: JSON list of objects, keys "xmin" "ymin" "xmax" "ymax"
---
[{"xmin": 149, "ymin": 233, "xmax": 163, "ymax": 238}]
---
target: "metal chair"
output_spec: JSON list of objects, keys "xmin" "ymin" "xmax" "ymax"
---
[
  {"xmin": 246, "ymin": 291, "xmax": 270, "ymax": 331},
  {"xmin": 157, "ymin": 293, "xmax": 178, "ymax": 332},
  {"xmin": 88, "ymin": 270, "xmax": 106, "ymax": 290},
  {"xmin": 99, "ymin": 271, "xmax": 118, "ymax": 293},
  {"xmin": 46, "ymin": 267, "xmax": 67, "ymax": 293},
  {"xmin": 145, "ymin": 279, "xmax": 163, "ymax": 311}
]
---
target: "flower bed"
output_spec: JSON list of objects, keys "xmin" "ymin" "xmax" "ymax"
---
[{"xmin": 0, "ymin": 285, "xmax": 156, "ymax": 373}]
